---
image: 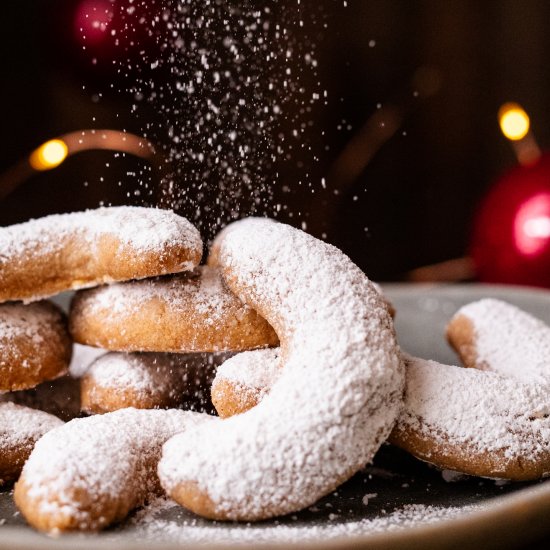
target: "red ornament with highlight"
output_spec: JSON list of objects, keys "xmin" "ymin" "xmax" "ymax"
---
[{"xmin": 471, "ymin": 153, "xmax": 550, "ymax": 287}]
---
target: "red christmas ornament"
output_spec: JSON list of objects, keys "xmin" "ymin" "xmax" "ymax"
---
[
  {"xmin": 471, "ymin": 152, "xmax": 550, "ymax": 287},
  {"xmin": 74, "ymin": 0, "xmax": 113, "ymax": 47}
]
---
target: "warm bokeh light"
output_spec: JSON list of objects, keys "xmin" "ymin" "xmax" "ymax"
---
[
  {"xmin": 29, "ymin": 139, "xmax": 69, "ymax": 171},
  {"xmin": 499, "ymin": 103, "xmax": 530, "ymax": 141},
  {"xmin": 514, "ymin": 193, "xmax": 550, "ymax": 256}
]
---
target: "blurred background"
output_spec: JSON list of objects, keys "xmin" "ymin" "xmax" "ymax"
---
[{"xmin": 3, "ymin": 0, "xmax": 550, "ymax": 285}]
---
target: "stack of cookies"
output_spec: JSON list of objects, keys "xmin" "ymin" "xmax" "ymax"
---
[
  {"xmin": 0, "ymin": 206, "xmax": 277, "ymax": 488},
  {"xmin": 71, "ymin": 264, "xmax": 279, "ymax": 414}
]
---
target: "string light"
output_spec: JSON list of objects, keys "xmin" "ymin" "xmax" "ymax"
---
[
  {"xmin": 498, "ymin": 102, "xmax": 540, "ymax": 166},
  {"xmin": 499, "ymin": 103, "xmax": 530, "ymax": 141},
  {"xmin": 29, "ymin": 139, "xmax": 69, "ymax": 171}
]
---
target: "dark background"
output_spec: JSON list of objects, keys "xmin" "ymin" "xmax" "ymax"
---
[
  {"xmin": 1, "ymin": 3, "xmax": 550, "ymax": 548},
  {"xmin": 2, "ymin": 0, "xmax": 550, "ymax": 281}
]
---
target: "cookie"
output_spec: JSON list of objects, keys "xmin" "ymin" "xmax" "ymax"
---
[
  {"xmin": 0, "ymin": 206, "xmax": 202, "ymax": 303},
  {"xmin": 447, "ymin": 298, "xmax": 550, "ymax": 385},
  {"xmin": 14, "ymin": 408, "xmax": 212, "ymax": 532},
  {"xmin": 0, "ymin": 301, "xmax": 72, "ymax": 391},
  {"xmin": 70, "ymin": 266, "xmax": 279, "ymax": 353},
  {"xmin": 80, "ymin": 352, "xmax": 227, "ymax": 414},
  {"xmin": 0, "ymin": 402, "xmax": 63, "ymax": 486},
  {"xmin": 388, "ymin": 355, "xmax": 550, "ymax": 480}
]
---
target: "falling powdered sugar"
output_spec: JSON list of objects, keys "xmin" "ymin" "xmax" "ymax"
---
[{"xmin": 97, "ymin": 2, "xmax": 326, "ymax": 238}]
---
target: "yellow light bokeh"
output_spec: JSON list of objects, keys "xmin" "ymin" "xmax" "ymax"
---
[
  {"xmin": 499, "ymin": 103, "xmax": 530, "ymax": 141},
  {"xmin": 29, "ymin": 139, "xmax": 69, "ymax": 171}
]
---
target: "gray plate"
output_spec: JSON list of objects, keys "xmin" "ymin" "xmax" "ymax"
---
[{"xmin": 1, "ymin": 283, "xmax": 550, "ymax": 549}]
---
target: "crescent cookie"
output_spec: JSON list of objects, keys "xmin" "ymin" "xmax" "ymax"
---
[
  {"xmin": 158, "ymin": 218, "xmax": 404, "ymax": 521},
  {"xmin": 69, "ymin": 266, "xmax": 279, "ymax": 353},
  {"xmin": 0, "ymin": 206, "xmax": 202, "ymax": 303},
  {"xmin": 80, "ymin": 352, "xmax": 226, "ymax": 414},
  {"xmin": 14, "ymin": 408, "xmax": 212, "ymax": 533},
  {"xmin": 0, "ymin": 402, "xmax": 63, "ymax": 486},
  {"xmin": 0, "ymin": 301, "xmax": 72, "ymax": 392},
  {"xmin": 446, "ymin": 298, "xmax": 550, "ymax": 385},
  {"xmin": 388, "ymin": 355, "xmax": 550, "ymax": 480}
]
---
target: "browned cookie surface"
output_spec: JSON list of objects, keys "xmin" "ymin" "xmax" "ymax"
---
[{"xmin": 81, "ymin": 352, "xmax": 226, "ymax": 414}]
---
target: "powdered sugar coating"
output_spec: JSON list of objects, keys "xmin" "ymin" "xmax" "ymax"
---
[
  {"xmin": 391, "ymin": 355, "xmax": 550, "ymax": 478},
  {"xmin": 126, "ymin": 497, "xmax": 481, "ymax": 544},
  {"xmin": 159, "ymin": 218, "xmax": 404, "ymax": 520},
  {"xmin": 0, "ymin": 304, "xmax": 48, "ymax": 346},
  {"xmin": 450, "ymin": 298, "xmax": 550, "ymax": 385},
  {"xmin": 0, "ymin": 402, "xmax": 63, "ymax": 457},
  {"xmin": 214, "ymin": 348, "xmax": 280, "ymax": 397},
  {"xmin": 78, "ymin": 266, "xmax": 252, "ymax": 325},
  {"xmin": 14, "ymin": 408, "xmax": 212, "ymax": 532},
  {"xmin": 0, "ymin": 206, "xmax": 202, "ymax": 303}
]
